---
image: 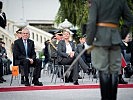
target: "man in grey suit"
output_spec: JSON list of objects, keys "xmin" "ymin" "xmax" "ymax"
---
[{"xmin": 86, "ymin": 0, "xmax": 133, "ymax": 100}]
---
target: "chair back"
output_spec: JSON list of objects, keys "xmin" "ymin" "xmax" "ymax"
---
[{"xmin": 11, "ymin": 66, "xmax": 19, "ymax": 76}]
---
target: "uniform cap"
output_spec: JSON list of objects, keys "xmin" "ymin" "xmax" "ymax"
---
[
  {"xmin": 54, "ymin": 30, "xmax": 63, "ymax": 36},
  {"xmin": 16, "ymin": 28, "xmax": 23, "ymax": 34},
  {"xmin": 78, "ymin": 34, "xmax": 87, "ymax": 38}
]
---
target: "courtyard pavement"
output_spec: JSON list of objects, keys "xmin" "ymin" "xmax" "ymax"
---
[{"xmin": 0, "ymin": 68, "xmax": 133, "ymax": 100}]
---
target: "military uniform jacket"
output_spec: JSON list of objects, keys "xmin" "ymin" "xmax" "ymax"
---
[
  {"xmin": 0, "ymin": 12, "xmax": 6, "ymax": 28},
  {"xmin": 86, "ymin": 0, "xmax": 133, "ymax": 46}
]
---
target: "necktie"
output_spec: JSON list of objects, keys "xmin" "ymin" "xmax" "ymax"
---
[
  {"xmin": 24, "ymin": 40, "xmax": 28, "ymax": 58},
  {"xmin": 83, "ymin": 43, "xmax": 85, "ymax": 49}
]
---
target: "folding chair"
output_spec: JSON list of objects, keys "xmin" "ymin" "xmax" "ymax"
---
[
  {"xmin": 50, "ymin": 60, "xmax": 65, "ymax": 84},
  {"xmin": 51, "ymin": 63, "xmax": 70, "ymax": 85},
  {"xmin": 29, "ymin": 66, "xmax": 35, "ymax": 85},
  {"xmin": 88, "ymin": 63, "xmax": 98, "ymax": 83}
]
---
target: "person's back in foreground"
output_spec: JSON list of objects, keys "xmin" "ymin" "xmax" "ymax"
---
[{"xmin": 86, "ymin": 0, "xmax": 133, "ymax": 100}]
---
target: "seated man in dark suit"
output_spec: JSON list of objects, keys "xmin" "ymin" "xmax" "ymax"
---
[{"xmin": 13, "ymin": 27, "xmax": 43, "ymax": 86}]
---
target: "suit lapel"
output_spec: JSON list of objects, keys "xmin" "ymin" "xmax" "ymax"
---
[
  {"xmin": 69, "ymin": 41, "xmax": 72, "ymax": 47},
  {"xmin": 63, "ymin": 40, "xmax": 66, "ymax": 52},
  {"xmin": 27, "ymin": 39, "xmax": 31, "ymax": 55},
  {"xmin": 18, "ymin": 39, "xmax": 26, "ymax": 56},
  {"xmin": 69, "ymin": 41, "xmax": 74, "ymax": 50},
  {"xmin": 20, "ymin": 38, "xmax": 25, "ymax": 51}
]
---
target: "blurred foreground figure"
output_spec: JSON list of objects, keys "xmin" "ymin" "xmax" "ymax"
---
[{"xmin": 86, "ymin": 0, "xmax": 133, "ymax": 100}]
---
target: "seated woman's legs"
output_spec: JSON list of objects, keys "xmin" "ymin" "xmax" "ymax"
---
[
  {"xmin": 59, "ymin": 57, "xmax": 79, "ymax": 85},
  {"xmin": 74, "ymin": 53, "xmax": 90, "ymax": 74}
]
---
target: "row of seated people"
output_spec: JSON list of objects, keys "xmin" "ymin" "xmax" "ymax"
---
[
  {"xmin": 43, "ymin": 28, "xmax": 133, "ymax": 85},
  {"xmin": 120, "ymin": 28, "xmax": 133, "ymax": 84},
  {"xmin": 0, "ymin": 1, "xmax": 10, "ymax": 83},
  {"xmin": 11, "ymin": 27, "xmax": 133, "ymax": 87},
  {"xmin": 43, "ymin": 29, "xmax": 95, "ymax": 85},
  {"xmin": 0, "ymin": 39, "xmax": 12, "ymax": 83}
]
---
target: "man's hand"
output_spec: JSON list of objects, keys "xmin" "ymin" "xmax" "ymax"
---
[{"xmin": 28, "ymin": 58, "xmax": 34, "ymax": 64}]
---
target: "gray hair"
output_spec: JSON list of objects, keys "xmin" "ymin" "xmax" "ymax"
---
[{"xmin": 22, "ymin": 27, "xmax": 30, "ymax": 34}]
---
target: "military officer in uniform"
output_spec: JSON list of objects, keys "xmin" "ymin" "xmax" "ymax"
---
[
  {"xmin": 0, "ymin": 1, "xmax": 6, "ymax": 29},
  {"xmin": 86, "ymin": 0, "xmax": 133, "ymax": 100}
]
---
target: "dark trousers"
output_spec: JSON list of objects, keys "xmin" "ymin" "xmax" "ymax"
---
[
  {"xmin": 0, "ymin": 58, "xmax": 3, "ymax": 77},
  {"xmin": 33, "ymin": 58, "xmax": 42, "ymax": 78},
  {"xmin": 75, "ymin": 53, "xmax": 88, "ymax": 72},
  {"xmin": 59, "ymin": 57, "xmax": 78, "ymax": 81},
  {"xmin": 59, "ymin": 53, "xmax": 88, "ymax": 81},
  {"xmin": 20, "ymin": 58, "xmax": 42, "ymax": 78}
]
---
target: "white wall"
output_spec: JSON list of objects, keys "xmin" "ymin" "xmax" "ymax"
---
[{"xmin": 1, "ymin": 0, "xmax": 60, "ymax": 22}]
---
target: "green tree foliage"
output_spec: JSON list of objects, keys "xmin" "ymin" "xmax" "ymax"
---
[
  {"xmin": 55, "ymin": 0, "xmax": 88, "ymax": 28},
  {"xmin": 127, "ymin": 0, "xmax": 133, "ymax": 32},
  {"xmin": 55, "ymin": 0, "xmax": 133, "ymax": 35},
  {"xmin": 127, "ymin": 0, "xmax": 133, "ymax": 11}
]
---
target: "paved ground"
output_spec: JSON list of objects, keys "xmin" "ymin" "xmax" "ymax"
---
[
  {"xmin": 0, "ymin": 69, "xmax": 133, "ymax": 100},
  {"xmin": 0, "ymin": 88, "xmax": 133, "ymax": 100},
  {"xmin": 0, "ymin": 68, "xmax": 101, "ymax": 87}
]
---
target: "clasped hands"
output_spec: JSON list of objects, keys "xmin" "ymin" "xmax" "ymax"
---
[
  {"xmin": 68, "ymin": 51, "xmax": 75, "ymax": 58},
  {"xmin": 27, "ymin": 58, "xmax": 34, "ymax": 64}
]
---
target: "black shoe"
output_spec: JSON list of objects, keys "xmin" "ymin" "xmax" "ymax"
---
[
  {"xmin": 119, "ymin": 78, "xmax": 128, "ymax": 84},
  {"xmin": 0, "ymin": 77, "xmax": 6, "ymax": 82},
  {"xmin": 25, "ymin": 81, "xmax": 30, "ymax": 86},
  {"xmin": 65, "ymin": 80, "xmax": 69, "ymax": 83},
  {"xmin": 32, "ymin": 79, "xmax": 35, "ymax": 84},
  {"xmin": 0, "ymin": 80, "xmax": 3, "ymax": 83},
  {"xmin": 78, "ymin": 75, "xmax": 82, "ymax": 79},
  {"xmin": 69, "ymin": 79, "xmax": 73, "ymax": 82},
  {"xmin": 21, "ymin": 79, "xmax": 25, "ymax": 84},
  {"xmin": 93, "ymin": 74, "xmax": 97, "ymax": 79},
  {"xmin": 62, "ymin": 77, "xmax": 70, "ymax": 83},
  {"xmin": 86, "ymin": 69, "xmax": 91, "ymax": 75},
  {"xmin": 62, "ymin": 78, "xmax": 69, "ymax": 83},
  {"xmin": 34, "ymin": 81, "xmax": 43, "ymax": 86},
  {"xmin": 125, "ymin": 73, "xmax": 131, "ymax": 78},
  {"xmin": 73, "ymin": 80, "xmax": 79, "ymax": 85}
]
